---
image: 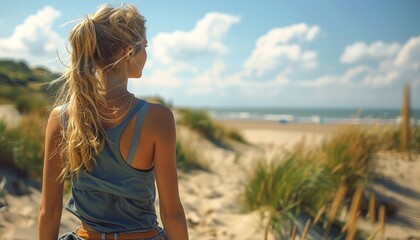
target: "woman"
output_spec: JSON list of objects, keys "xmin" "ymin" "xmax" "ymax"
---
[{"xmin": 38, "ymin": 4, "xmax": 188, "ymax": 240}]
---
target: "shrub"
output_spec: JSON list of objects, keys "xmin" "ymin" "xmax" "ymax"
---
[
  {"xmin": 0, "ymin": 113, "xmax": 46, "ymax": 178},
  {"xmin": 0, "ymin": 120, "xmax": 17, "ymax": 170},
  {"xmin": 15, "ymin": 93, "xmax": 48, "ymax": 114}
]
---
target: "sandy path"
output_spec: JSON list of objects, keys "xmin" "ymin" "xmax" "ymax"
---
[{"xmin": 0, "ymin": 104, "xmax": 22, "ymax": 128}]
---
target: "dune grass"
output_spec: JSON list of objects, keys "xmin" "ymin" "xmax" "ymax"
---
[
  {"xmin": 369, "ymin": 125, "xmax": 420, "ymax": 153},
  {"xmin": 321, "ymin": 126, "xmax": 377, "ymax": 192},
  {"xmin": 177, "ymin": 108, "xmax": 246, "ymax": 147},
  {"xmin": 243, "ymin": 126, "xmax": 382, "ymax": 238},
  {"xmin": 244, "ymin": 149, "xmax": 336, "ymax": 238}
]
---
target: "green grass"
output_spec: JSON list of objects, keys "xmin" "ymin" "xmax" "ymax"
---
[
  {"xmin": 243, "ymin": 126, "xmax": 382, "ymax": 238},
  {"xmin": 177, "ymin": 108, "xmax": 246, "ymax": 147},
  {"xmin": 15, "ymin": 93, "xmax": 49, "ymax": 114},
  {"xmin": 0, "ymin": 112, "xmax": 46, "ymax": 178},
  {"xmin": 321, "ymin": 126, "xmax": 377, "ymax": 192},
  {"xmin": 244, "ymin": 147, "xmax": 336, "ymax": 237},
  {"xmin": 0, "ymin": 59, "xmax": 58, "ymax": 114}
]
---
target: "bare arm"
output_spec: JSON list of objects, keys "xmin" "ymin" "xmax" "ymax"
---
[
  {"xmin": 153, "ymin": 105, "xmax": 188, "ymax": 239},
  {"xmin": 38, "ymin": 107, "xmax": 65, "ymax": 240}
]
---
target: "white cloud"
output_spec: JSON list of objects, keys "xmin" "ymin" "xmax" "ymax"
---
[
  {"xmin": 139, "ymin": 62, "xmax": 195, "ymax": 88},
  {"xmin": 394, "ymin": 36, "xmax": 420, "ymax": 69},
  {"xmin": 150, "ymin": 12, "xmax": 240, "ymax": 65},
  {"xmin": 0, "ymin": 6, "xmax": 64, "ymax": 68},
  {"xmin": 297, "ymin": 75, "xmax": 337, "ymax": 87},
  {"xmin": 186, "ymin": 60, "xmax": 225, "ymax": 95},
  {"xmin": 340, "ymin": 65, "xmax": 372, "ymax": 84},
  {"xmin": 256, "ymin": 23, "xmax": 320, "ymax": 45},
  {"xmin": 340, "ymin": 41, "xmax": 401, "ymax": 64},
  {"xmin": 244, "ymin": 23, "xmax": 320, "ymax": 76},
  {"xmin": 363, "ymin": 70, "xmax": 399, "ymax": 86},
  {"xmin": 306, "ymin": 25, "xmax": 320, "ymax": 42},
  {"xmin": 185, "ymin": 59, "xmax": 293, "ymax": 96},
  {"xmin": 303, "ymin": 36, "xmax": 420, "ymax": 88},
  {"xmin": 135, "ymin": 12, "xmax": 240, "ymax": 96}
]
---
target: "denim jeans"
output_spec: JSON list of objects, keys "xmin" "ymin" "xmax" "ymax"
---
[{"xmin": 58, "ymin": 227, "xmax": 168, "ymax": 240}]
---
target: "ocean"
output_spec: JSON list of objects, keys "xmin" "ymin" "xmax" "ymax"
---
[{"xmin": 205, "ymin": 107, "xmax": 420, "ymax": 125}]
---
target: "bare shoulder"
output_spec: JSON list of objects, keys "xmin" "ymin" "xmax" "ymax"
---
[
  {"xmin": 145, "ymin": 103, "xmax": 175, "ymax": 138},
  {"xmin": 146, "ymin": 103, "xmax": 175, "ymax": 125},
  {"xmin": 46, "ymin": 105, "xmax": 65, "ymax": 134},
  {"xmin": 51, "ymin": 105, "xmax": 64, "ymax": 117}
]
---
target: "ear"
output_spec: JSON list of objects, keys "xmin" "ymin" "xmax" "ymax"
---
[{"xmin": 119, "ymin": 47, "xmax": 131, "ymax": 57}]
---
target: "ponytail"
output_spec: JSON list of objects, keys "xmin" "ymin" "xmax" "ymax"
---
[
  {"xmin": 53, "ymin": 4, "xmax": 147, "ymax": 180},
  {"xmin": 59, "ymin": 18, "xmax": 106, "ymax": 179}
]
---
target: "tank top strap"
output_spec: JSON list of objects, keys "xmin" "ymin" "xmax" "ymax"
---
[
  {"xmin": 126, "ymin": 101, "xmax": 150, "ymax": 165},
  {"xmin": 60, "ymin": 103, "xmax": 69, "ymax": 130}
]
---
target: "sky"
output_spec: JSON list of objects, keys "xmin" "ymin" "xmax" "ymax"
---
[{"xmin": 0, "ymin": 0, "xmax": 420, "ymax": 109}]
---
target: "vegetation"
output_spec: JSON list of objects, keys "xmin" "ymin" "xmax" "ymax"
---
[
  {"xmin": 321, "ymin": 126, "xmax": 377, "ymax": 192},
  {"xmin": 368, "ymin": 125, "xmax": 420, "ymax": 153},
  {"xmin": 0, "ymin": 59, "xmax": 59, "ymax": 114},
  {"xmin": 0, "ymin": 112, "xmax": 46, "ymax": 178},
  {"xmin": 177, "ymin": 108, "xmax": 246, "ymax": 147},
  {"xmin": 0, "ymin": 59, "xmax": 57, "ymax": 178},
  {"xmin": 400, "ymin": 84, "xmax": 410, "ymax": 153},
  {"xmin": 244, "ymin": 151, "xmax": 335, "ymax": 238},
  {"xmin": 243, "ymin": 126, "xmax": 384, "ymax": 239}
]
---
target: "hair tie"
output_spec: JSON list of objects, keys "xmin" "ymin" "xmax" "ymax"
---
[{"xmin": 87, "ymin": 17, "xmax": 95, "ymax": 24}]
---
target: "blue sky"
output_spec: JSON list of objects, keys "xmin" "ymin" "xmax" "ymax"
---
[{"xmin": 1, "ymin": 0, "xmax": 420, "ymax": 108}]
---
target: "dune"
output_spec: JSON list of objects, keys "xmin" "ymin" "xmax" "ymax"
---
[{"xmin": 1, "ymin": 118, "xmax": 419, "ymax": 239}]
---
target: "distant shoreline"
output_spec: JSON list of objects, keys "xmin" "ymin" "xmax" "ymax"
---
[
  {"xmin": 209, "ymin": 108, "xmax": 420, "ymax": 126},
  {"xmin": 213, "ymin": 115, "xmax": 419, "ymax": 127},
  {"xmin": 205, "ymin": 107, "xmax": 420, "ymax": 124}
]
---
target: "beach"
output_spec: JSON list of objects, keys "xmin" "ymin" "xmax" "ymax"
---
[{"xmin": 1, "ymin": 118, "xmax": 420, "ymax": 239}]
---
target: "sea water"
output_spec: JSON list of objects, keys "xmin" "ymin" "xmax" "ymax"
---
[{"xmin": 207, "ymin": 107, "xmax": 420, "ymax": 125}]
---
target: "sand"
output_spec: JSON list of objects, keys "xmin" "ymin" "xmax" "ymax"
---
[
  {"xmin": 0, "ymin": 105, "xmax": 22, "ymax": 129},
  {"xmin": 1, "ymin": 118, "xmax": 419, "ymax": 239}
]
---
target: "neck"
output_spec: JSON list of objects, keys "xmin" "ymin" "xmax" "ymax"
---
[{"xmin": 98, "ymin": 70, "xmax": 130, "ymax": 99}]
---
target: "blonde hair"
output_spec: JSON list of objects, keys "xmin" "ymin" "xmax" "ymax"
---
[{"xmin": 53, "ymin": 4, "xmax": 146, "ymax": 179}]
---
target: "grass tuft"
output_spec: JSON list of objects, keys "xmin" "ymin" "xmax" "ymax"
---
[
  {"xmin": 178, "ymin": 108, "xmax": 246, "ymax": 147},
  {"xmin": 243, "ymin": 126, "xmax": 383, "ymax": 238}
]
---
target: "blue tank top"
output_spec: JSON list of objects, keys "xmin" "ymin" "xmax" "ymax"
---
[{"xmin": 60, "ymin": 99, "xmax": 158, "ymax": 233}]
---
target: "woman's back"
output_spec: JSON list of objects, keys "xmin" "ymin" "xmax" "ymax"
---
[{"xmin": 61, "ymin": 99, "xmax": 160, "ymax": 233}]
